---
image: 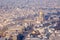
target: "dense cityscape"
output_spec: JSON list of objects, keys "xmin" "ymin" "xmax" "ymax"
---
[{"xmin": 0, "ymin": 0, "xmax": 60, "ymax": 40}]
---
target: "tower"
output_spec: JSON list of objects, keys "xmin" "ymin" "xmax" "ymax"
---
[
  {"xmin": 39, "ymin": 11, "xmax": 44, "ymax": 22},
  {"xmin": 36, "ymin": 11, "xmax": 44, "ymax": 24}
]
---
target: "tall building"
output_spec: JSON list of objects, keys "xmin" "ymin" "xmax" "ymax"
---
[
  {"xmin": 36, "ymin": 11, "xmax": 44, "ymax": 24},
  {"xmin": 39, "ymin": 11, "xmax": 44, "ymax": 21}
]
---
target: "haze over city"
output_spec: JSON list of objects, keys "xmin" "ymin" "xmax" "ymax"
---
[{"xmin": 0, "ymin": 0, "xmax": 60, "ymax": 40}]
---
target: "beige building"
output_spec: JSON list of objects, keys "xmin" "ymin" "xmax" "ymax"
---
[{"xmin": 36, "ymin": 11, "xmax": 44, "ymax": 24}]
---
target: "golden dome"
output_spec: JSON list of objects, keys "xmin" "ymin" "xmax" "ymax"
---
[{"xmin": 39, "ymin": 11, "xmax": 43, "ymax": 15}]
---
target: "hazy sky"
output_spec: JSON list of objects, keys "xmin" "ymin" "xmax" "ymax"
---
[{"xmin": 0, "ymin": 0, "xmax": 60, "ymax": 9}]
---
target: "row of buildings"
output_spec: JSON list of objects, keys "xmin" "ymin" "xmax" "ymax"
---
[{"xmin": 0, "ymin": 8, "xmax": 60, "ymax": 40}]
